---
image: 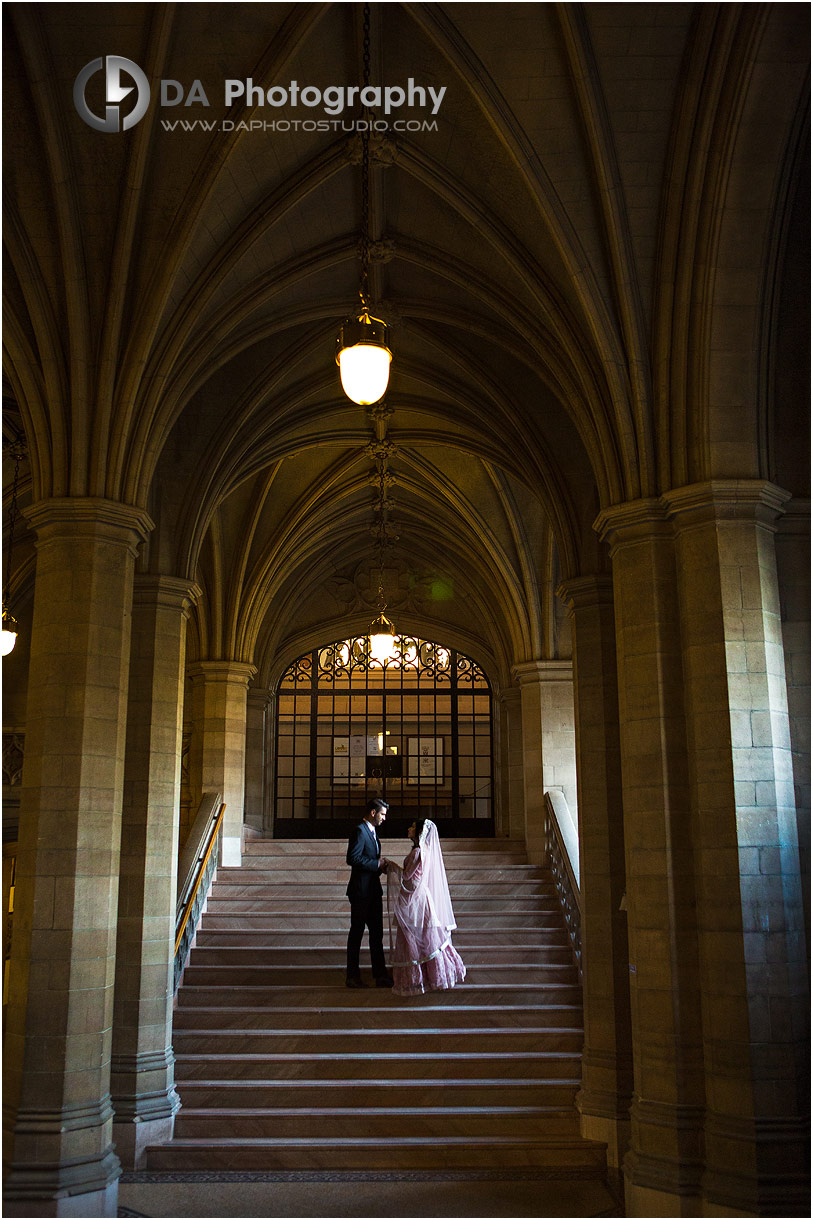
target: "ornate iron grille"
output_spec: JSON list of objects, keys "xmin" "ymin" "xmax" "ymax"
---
[{"xmin": 274, "ymin": 636, "xmax": 493, "ymax": 836}]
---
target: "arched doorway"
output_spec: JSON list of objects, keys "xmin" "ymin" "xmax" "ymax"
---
[{"xmin": 273, "ymin": 635, "xmax": 494, "ymax": 838}]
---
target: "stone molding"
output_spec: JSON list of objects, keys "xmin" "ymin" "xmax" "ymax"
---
[
  {"xmin": 497, "ymin": 685, "xmax": 521, "ymax": 707},
  {"xmin": 111, "ymin": 1048, "xmax": 176, "ymax": 1076},
  {"xmin": 186, "ymin": 661, "xmax": 257, "ymax": 687},
  {"xmin": 775, "ymin": 496, "xmax": 810, "ymax": 535},
  {"xmin": 624, "ymin": 1096, "xmax": 706, "ymax": 1197},
  {"xmin": 109, "ymin": 1086, "xmax": 181, "ymax": 1123},
  {"xmin": 557, "ymin": 575, "xmax": 614, "ymax": 612},
  {"xmin": 247, "ymin": 685, "xmax": 274, "ymax": 708},
  {"xmin": 662, "ymin": 479, "xmax": 792, "ymax": 530},
  {"xmin": 593, "ymin": 496, "xmax": 668, "ymax": 552},
  {"xmin": 576, "ymin": 1079, "xmax": 634, "ymax": 1122},
  {"xmin": 512, "ymin": 659, "xmax": 573, "ymax": 685},
  {"xmin": 4, "ymin": 1146, "xmax": 121, "ymax": 1200},
  {"xmin": 132, "ymin": 575, "xmax": 202, "ymax": 615},
  {"xmin": 23, "ymin": 497, "xmax": 154, "ymax": 557},
  {"xmin": 595, "ymin": 481, "xmax": 792, "ymax": 553},
  {"xmin": 12, "ymin": 1096, "xmax": 115, "ymax": 1133}
]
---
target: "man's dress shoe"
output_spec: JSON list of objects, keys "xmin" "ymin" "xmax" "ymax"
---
[
  {"xmin": 345, "ymin": 976, "xmax": 367, "ymax": 989},
  {"xmin": 375, "ymin": 975, "xmax": 394, "ymax": 988}
]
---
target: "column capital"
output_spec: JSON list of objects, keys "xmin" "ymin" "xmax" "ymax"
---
[
  {"xmin": 777, "ymin": 496, "xmax": 810, "ymax": 535},
  {"xmin": 662, "ymin": 479, "xmax": 791, "ymax": 531},
  {"xmin": 593, "ymin": 497, "xmax": 670, "ymax": 553},
  {"xmin": 132, "ymin": 575, "xmax": 202, "ymax": 615},
  {"xmin": 512, "ymin": 659, "xmax": 573, "ymax": 685},
  {"xmin": 497, "ymin": 684, "xmax": 522, "ymax": 707},
  {"xmin": 23, "ymin": 496, "xmax": 154, "ymax": 556},
  {"xmin": 247, "ymin": 685, "xmax": 274, "ymax": 707},
  {"xmin": 557, "ymin": 575, "xmax": 614, "ymax": 612},
  {"xmin": 187, "ymin": 660, "xmax": 257, "ymax": 687}
]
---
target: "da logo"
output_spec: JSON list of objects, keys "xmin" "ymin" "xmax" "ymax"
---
[{"xmin": 73, "ymin": 56, "xmax": 150, "ymax": 132}]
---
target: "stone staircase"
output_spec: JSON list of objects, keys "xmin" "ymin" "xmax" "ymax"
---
[{"xmin": 146, "ymin": 837, "xmax": 606, "ymax": 1175}]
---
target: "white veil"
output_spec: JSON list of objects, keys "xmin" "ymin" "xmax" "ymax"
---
[
  {"xmin": 393, "ymin": 819, "xmax": 456, "ymax": 932},
  {"xmin": 412, "ymin": 819, "xmax": 457, "ymax": 931}
]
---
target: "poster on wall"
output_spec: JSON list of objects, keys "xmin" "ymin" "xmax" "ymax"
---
[{"xmin": 407, "ymin": 737, "xmax": 444, "ymax": 784}]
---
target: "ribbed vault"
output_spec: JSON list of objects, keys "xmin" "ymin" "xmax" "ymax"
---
[{"xmin": 3, "ymin": 2, "xmax": 809, "ymax": 682}]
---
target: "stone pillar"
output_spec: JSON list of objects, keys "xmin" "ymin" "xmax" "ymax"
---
[
  {"xmin": 775, "ymin": 498, "xmax": 810, "ymax": 943},
  {"xmin": 559, "ymin": 575, "xmax": 633, "ymax": 1168},
  {"xmin": 110, "ymin": 576, "xmax": 199, "ymax": 1169},
  {"xmin": 3, "ymin": 498, "xmax": 152, "ymax": 1219},
  {"xmin": 595, "ymin": 499, "xmax": 705, "ymax": 1217},
  {"xmin": 244, "ymin": 686, "xmax": 272, "ymax": 833},
  {"xmin": 513, "ymin": 660, "xmax": 578, "ymax": 865},
  {"xmin": 663, "ymin": 481, "xmax": 807, "ymax": 1217},
  {"xmin": 497, "ymin": 686, "xmax": 524, "ymax": 840},
  {"xmin": 187, "ymin": 662, "xmax": 256, "ymax": 867}
]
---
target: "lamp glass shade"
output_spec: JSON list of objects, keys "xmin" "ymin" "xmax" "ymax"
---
[
  {"xmin": 369, "ymin": 630, "xmax": 395, "ymax": 664},
  {"xmin": 338, "ymin": 343, "xmax": 391, "ymax": 406},
  {"xmin": 1, "ymin": 628, "xmax": 17, "ymax": 657}
]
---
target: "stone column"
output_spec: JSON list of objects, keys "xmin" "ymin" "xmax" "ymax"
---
[
  {"xmin": 110, "ymin": 576, "xmax": 199, "ymax": 1170},
  {"xmin": 663, "ymin": 481, "xmax": 807, "ymax": 1217},
  {"xmin": 559, "ymin": 575, "xmax": 633, "ymax": 1168},
  {"xmin": 497, "ymin": 686, "xmax": 524, "ymax": 840},
  {"xmin": 513, "ymin": 660, "xmax": 578, "ymax": 865},
  {"xmin": 244, "ymin": 686, "xmax": 272, "ymax": 833},
  {"xmin": 3, "ymin": 498, "xmax": 152, "ymax": 1219},
  {"xmin": 186, "ymin": 662, "xmax": 256, "ymax": 867},
  {"xmin": 594, "ymin": 499, "xmax": 705, "ymax": 1217},
  {"xmin": 775, "ymin": 498, "xmax": 810, "ymax": 941}
]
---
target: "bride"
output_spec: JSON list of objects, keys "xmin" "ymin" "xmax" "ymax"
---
[{"xmin": 385, "ymin": 818, "xmax": 466, "ymax": 997}]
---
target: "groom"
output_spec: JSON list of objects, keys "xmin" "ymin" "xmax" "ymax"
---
[{"xmin": 345, "ymin": 798, "xmax": 394, "ymax": 989}]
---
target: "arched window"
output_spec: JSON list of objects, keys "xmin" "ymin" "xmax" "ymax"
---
[{"xmin": 274, "ymin": 635, "xmax": 494, "ymax": 837}]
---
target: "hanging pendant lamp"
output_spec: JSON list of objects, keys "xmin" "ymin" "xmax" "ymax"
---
[
  {"xmin": 336, "ymin": 310, "xmax": 391, "ymax": 406},
  {"xmin": 369, "ymin": 608, "xmax": 395, "ymax": 664},
  {"xmin": 336, "ymin": 2, "xmax": 391, "ymax": 406}
]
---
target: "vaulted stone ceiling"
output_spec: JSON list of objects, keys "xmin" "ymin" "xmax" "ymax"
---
[{"xmin": 3, "ymin": 3, "xmax": 808, "ymax": 689}]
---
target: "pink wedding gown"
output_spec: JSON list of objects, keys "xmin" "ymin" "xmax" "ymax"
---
[{"xmin": 387, "ymin": 840, "xmax": 466, "ymax": 997}]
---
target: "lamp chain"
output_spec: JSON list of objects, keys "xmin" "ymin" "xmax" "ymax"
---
[
  {"xmin": 359, "ymin": 1, "xmax": 372, "ymax": 312},
  {"xmin": 4, "ymin": 440, "xmax": 24, "ymax": 599}
]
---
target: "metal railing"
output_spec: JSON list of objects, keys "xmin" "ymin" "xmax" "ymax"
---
[
  {"xmin": 173, "ymin": 794, "xmax": 226, "ymax": 992},
  {"xmin": 543, "ymin": 791, "xmax": 582, "ymax": 979}
]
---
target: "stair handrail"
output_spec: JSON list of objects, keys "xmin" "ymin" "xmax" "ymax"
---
[
  {"xmin": 173, "ymin": 794, "xmax": 226, "ymax": 991},
  {"xmin": 543, "ymin": 790, "xmax": 582, "ymax": 979}
]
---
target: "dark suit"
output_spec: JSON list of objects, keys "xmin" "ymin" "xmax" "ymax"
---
[{"xmin": 346, "ymin": 821, "xmax": 387, "ymax": 980}]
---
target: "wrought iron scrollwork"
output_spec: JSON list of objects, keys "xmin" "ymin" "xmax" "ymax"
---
[
  {"xmin": 543, "ymin": 796, "xmax": 582, "ymax": 980},
  {"xmin": 2, "ymin": 733, "xmax": 24, "ymax": 787}
]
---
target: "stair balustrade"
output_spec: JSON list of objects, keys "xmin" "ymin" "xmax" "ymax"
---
[
  {"xmin": 543, "ymin": 791, "xmax": 582, "ymax": 979},
  {"xmin": 174, "ymin": 793, "xmax": 226, "ymax": 991}
]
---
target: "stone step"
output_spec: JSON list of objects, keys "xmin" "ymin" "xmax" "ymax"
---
[
  {"xmin": 172, "ymin": 1028, "xmax": 583, "ymax": 1056},
  {"xmin": 171, "ymin": 1106, "xmax": 582, "ymax": 1140},
  {"xmin": 158, "ymin": 835, "xmax": 600, "ymax": 1182},
  {"xmin": 203, "ymin": 896, "xmax": 561, "ymax": 915},
  {"xmin": 194, "ymin": 928, "xmax": 571, "ymax": 948},
  {"xmin": 176, "ymin": 982, "xmax": 584, "ymax": 1007},
  {"xmin": 197, "ymin": 912, "xmax": 567, "ymax": 931},
  {"xmin": 187, "ymin": 945, "xmax": 575, "ymax": 967},
  {"xmin": 174, "ymin": 1051, "xmax": 582, "ymax": 1081},
  {"xmin": 243, "ymin": 838, "xmax": 529, "ymax": 856},
  {"xmin": 228, "ymin": 856, "xmax": 536, "ymax": 873},
  {"xmin": 145, "ymin": 1133, "xmax": 606, "ymax": 1172},
  {"xmin": 172, "ymin": 1004, "xmax": 583, "ymax": 1032},
  {"xmin": 175, "ymin": 1078, "xmax": 581, "ymax": 1109},
  {"xmin": 212, "ymin": 875, "xmax": 554, "ymax": 893},
  {"xmin": 179, "ymin": 963, "xmax": 578, "ymax": 988}
]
